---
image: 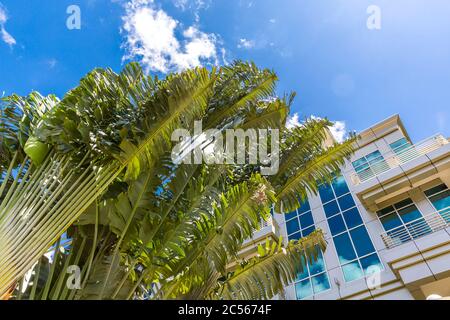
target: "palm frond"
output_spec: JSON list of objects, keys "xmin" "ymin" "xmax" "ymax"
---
[{"xmin": 217, "ymin": 230, "xmax": 326, "ymax": 300}]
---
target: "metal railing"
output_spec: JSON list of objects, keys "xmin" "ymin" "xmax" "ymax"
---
[
  {"xmin": 380, "ymin": 206, "xmax": 450, "ymax": 249},
  {"xmin": 351, "ymin": 135, "xmax": 449, "ymax": 185}
]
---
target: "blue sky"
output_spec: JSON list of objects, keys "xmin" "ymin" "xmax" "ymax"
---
[{"xmin": 0, "ymin": 0, "xmax": 449, "ymax": 142}]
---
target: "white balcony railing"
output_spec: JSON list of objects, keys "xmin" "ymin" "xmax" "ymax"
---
[
  {"xmin": 380, "ymin": 206, "xmax": 450, "ymax": 249},
  {"xmin": 243, "ymin": 216, "xmax": 280, "ymax": 245},
  {"xmin": 351, "ymin": 135, "xmax": 449, "ymax": 185}
]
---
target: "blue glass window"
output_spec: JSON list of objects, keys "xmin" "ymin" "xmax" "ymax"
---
[
  {"xmin": 322, "ymin": 174, "xmax": 381, "ymax": 283},
  {"xmin": 342, "ymin": 261, "xmax": 363, "ymax": 282},
  {"xmin": 350, "ymin": 226, "xmax": 375, "ymax": 257},
  {"xmin": 377, "ymin": 198, "xmax": 429, "ymax": 244},
  {"xmin": 328, "ymin": 214, "xmax": 346, "ymax": 235},
  {"xmin": 425, "ymin": 184, "xmax": 450, "ymax": 223},
  {"xmin": 379, "ymin": 213, "xmax": 402, "ymax": 231},
  {"xmin": 309, "ymin": 251, "xmax": 326, "ymax": 275},
  {"xmin": 352, "ymin": 150, "xmax": 387, "ymax": 181},
  {"xmin": 302, "ymin": 226, "xmax": 315, "ymax": 237},
  {"xmin": 337, "ymin": 193, "xmax": 356, "ymax": 211},
  {"xmin": 324, "ymin": 200, "xmax": 340, "ymax": 218},
  {"xmin": 299, "ymin": 211, "xmax": 314, "ymax": 228},
  {"xmin": 430, "ymin": 192, "xmax": 450, "ymax": 211},
  {"xmin": 334, "ymin": 232, "xmax": 357, "ymax": 264},
  {"xmin": 288, "ymin": 231, "xmax": 302, "ymax": 241},
  {"xmin": 295, "ymin": 280, "xmax": 312, "ymax": 300},
  {"xmin": 342, "ymin": 207, "xmax": 363, "ymax": 228},
  {"xmin": 390, "ymin": 138, "xmax": 411, "ymax": 154},
  {"xmin": 360, "ymin": 253, "xmax": 383, "ymax": 275},
  {"xmin": 352, "ymin": 158, "xmax": 369, "ymax": 173},
  {"xmin": 286, "ymin": 218, "xmax": 300, "ymax": 234},
  {"xmin": 311, "ymin": 273, "xmax": 330, "ymax": 294},
  {"xmin": 352, "ymin": 151, "xmax": 383, "ymax": 173},
  {"xmin": 285, "ymin": 210, "xmax": 297, "ymax": 220},
  {"xmin": 332, "ymin": 176, "xmax": 350, "ymax": 197},
  {"xmin": 288, "ymin": 199, "xmax": 332, "ymax": 299},
  {"xmin": 294, "ymin": 249, "xmax": 331, "ymax": 299},
  {"xmin": 397, "ymin": 205, "xmax": 421, "ymax": 224},
  {"xmin": 319, "ymin": 183, "xmax": 334, "ymax": 203},
  {"xmin": 298, "ymin": 200, "xmax": 311, "ymax": 214},
  {"xmin": 296, "ymin": 256, "xmax": 309, "ymax": 281}
]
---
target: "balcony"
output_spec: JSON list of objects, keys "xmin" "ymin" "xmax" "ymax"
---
[
  {"xmin": 240, "ymin": 217, "xmax": 280, "ymax": 252},
  {"xmin": 350, "ymin": 135, "xmax": 449, "ymax": 186},
  {"xmin": 380, "ymin": 206, "xmax": 450, "ymax": 249}
]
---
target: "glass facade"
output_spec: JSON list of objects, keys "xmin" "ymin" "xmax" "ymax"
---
[
  {"xmin": 319, "ymin": 175, "xmax": 383, "ymax": 282},
  {"xmin": 425, "ymin": 183, "xmax": 450, "ymax": 223},
  {"xmin": 287, "ymin": 199, "xmax": 331, "ymax": 299},
  {"xmin": 285, "ymin": 200, "xmax": 315, "ymax": 241},
  {"xmin": 294, "ymin": 249, "xmax": 331, "ymax": 299}
]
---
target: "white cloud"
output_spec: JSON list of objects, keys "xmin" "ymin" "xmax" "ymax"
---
[
  {"xmin": 0, "ymin": 4, "xmax": 16, "ymax": 46},
  {"xmin": 286, "ymin": 113, "xmax": 300, "ymax": 130},
  {"xmin": 174, "ymin": 0, "xmax": 209, "ymax": 11},
  {"xmin": 287, "ymin": 113, "xmax": 348, "ymax": 143},
  {"xmin": 122, "ymin": 0, "xmax": 219, "ymax": 73},
  {"xmin": 237, "ymin": 38, "xmax": 255, "ymax": 49},
  {"xmin": 328, "ymin": 120, "xmax": 347, "ymax": 143},
  {"xmin": 269, "ymin": 18, "xmax": 276, "ymax": 23}
]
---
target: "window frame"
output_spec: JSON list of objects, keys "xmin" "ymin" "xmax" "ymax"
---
[
  {"xmin": 319, "ymin": 177, "xmax": 384, "ymax": 283},
  {"xmin": 423, "ymin": 183, "xmax": 450, "ymax": 223},
  {"xmin": 293, "ymin": 249, "xmax": 331, "ymax": 300},
  {"xmin": 285, "ymin": 203, "xmax": 316, "ymax": 240},
  {"xmin": 376, "ymin": 197, "xmax": 432, "ymax": 245}
]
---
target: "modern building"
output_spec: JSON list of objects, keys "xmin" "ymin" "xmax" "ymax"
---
[{"xmin": 248, "ymin": 114, "xmax": 450, "ymax": 300}]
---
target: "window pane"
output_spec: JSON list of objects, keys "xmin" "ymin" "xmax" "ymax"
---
[
  {"xmin": 380, "ymin": 213, "xmax": 402, "ymax": 231},
  {"xmin": 302, "ymin": 226, "xmax": 315, "ymax": 237},
  {"xmin": 337, "ymin": 193, "xmax": 356, "ymax": 211},
  {"xmin": 311, "ymin": 273, "xmax": 331, "ymax": 294},
  {"xmin": 296, "ymin": 256, "xmax": 309, "ymax": 281},
  {"xmin": 288, "ymin": 231, "xmax": 302, "ymax": 241},
  {"xmin": 366, "ymin": 150, "xmax": 382, "ymax": 164},
  {"xmin": 324, "ymin": 200, "xmax": 340, "ymax": 218},
  {"xmin": 334, "ymin": 233, "xmax": 357, "ymax": 264},
  {"xmin": 408, "ymin": 218, "xmax": 432, "ymax": 239},
  {"xmin": 309, "ymin": 251, "xmax": 325, "ymax": 275},
  {"xmin": 424, "ymin": 184, "xmax": 447, "ymax": 197},
  {"xmin": 429, "ymin": 190, "xmax": 450, "ymax": 211},
  {"xmin": 387, "ymin": 226, "xmax": 410, "ymax": 245},
  {"xmin": 377, "ymin": 206, "xmax": 395, "ymax": 217},
  {"xmin": 295, "ymin": 279, "xmax": 312, "ymax": 300},
  {"xmin": 342, "ymin": 261, "xmax": 364, "ymax": 282},
  {"xmin": 332, "ymin": 176, "xmax": 350, "ymax": 197},
  {"xmin": 299, "ymin": 211, "xmax": 314, "ymax": 229},
  {"xmin": 394, "ymin": 198, "xmax": 413, "ymax": 210},
  {"xmin": 360, "ymin": 253, "xmax": 383, "ymax": 275},
  {"xmin": 285, "ymin": 210, "xmax": 298, "ymax": 221},
  {"xmin": 342, "ymin": 207, "xmax": 363, "ymax": 229},
  {"xmin": 286, "ymin": 218, "xmax": 300, "ymax": 234},
  {"xmin": 328, "ymin": 214, "xmax": 346, "ymax": 236},
  {"xmin": 398, "ymin": 205, "xmax": 422, "ymax": 224},
  {"xmin": 319, "ymin": 183, "xmax": 335, "ymax": 203},
  {"xmin": 298, "ymin": 200, "xmax": 311, "ymax": 214},
  {"xmin": 390, "ymin": 138, "xmax": 411, "ymax": 154},
  {"xmin": 350, "ymin": 226, "xmax": 375, "ymax": 257},
  {"xmin": 352, "ymin": 158, "xmax": 368, "ymax": 173}
]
